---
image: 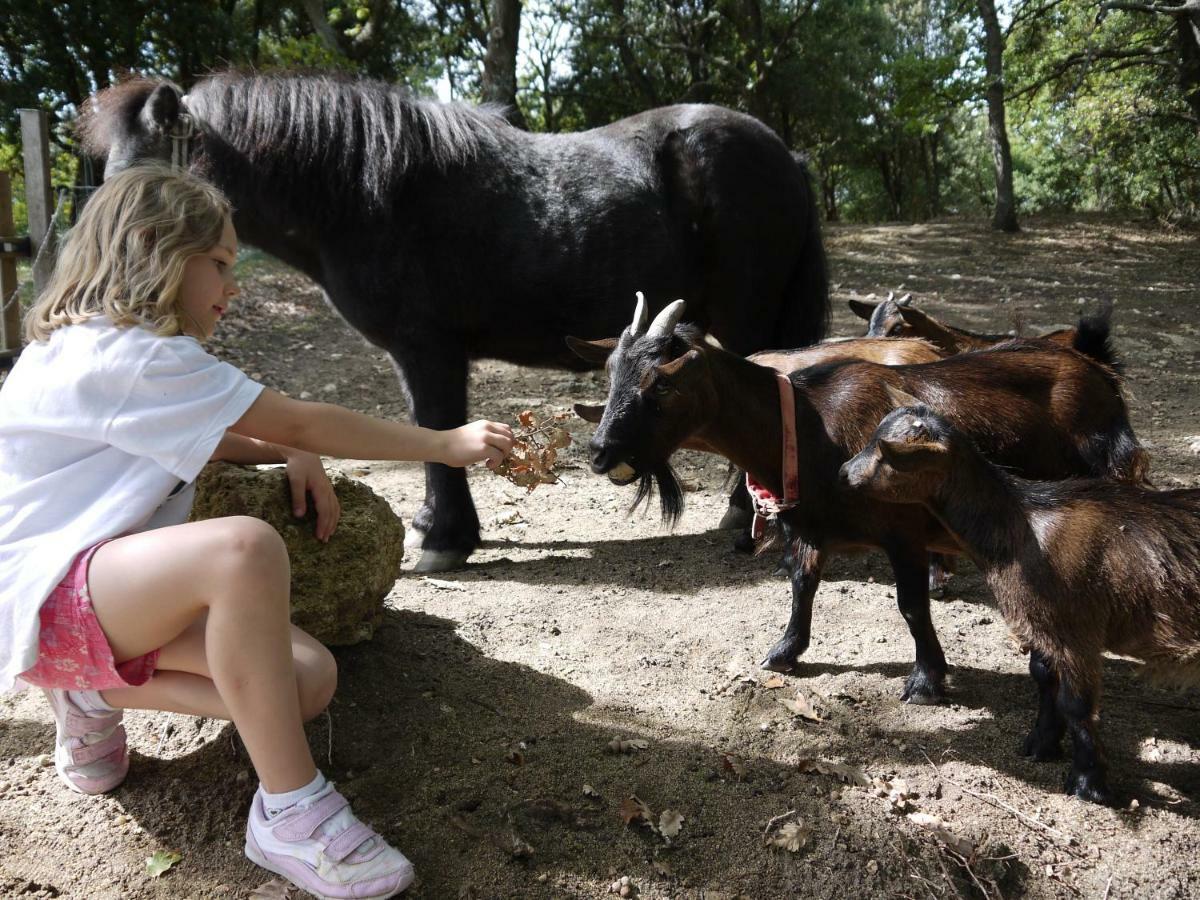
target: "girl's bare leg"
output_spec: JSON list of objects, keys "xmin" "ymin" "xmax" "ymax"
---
[
  {"xmin": 87, "ymin": 517, "xmax": 322, "ymax": 792},
  {"xmin": 103, "ymin": 616, "xmax": 336, "ymax": 722}
]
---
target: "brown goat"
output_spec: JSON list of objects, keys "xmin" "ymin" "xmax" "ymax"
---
[
  {"xmin": 849, "ymin": 293, "xmax": 1077, "ymax": 354},
  {"xmin": 840, "ymin": 405, "xmax": 1199, "ymax": 804},
  {"xmin": 578, "ymin": 300, "xmax": 1147, "ymax": 704}
]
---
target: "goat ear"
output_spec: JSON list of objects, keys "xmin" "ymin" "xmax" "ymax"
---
[
  {"xmin": 565, "ymin": 336, "xmax": 616, "ymax": 364},
  {"xmin": 896, "ymin": 305, "xmax": 934, "ymax": 327},
  {"xmin": 878, "ymin": 439, "xmax": 948, "ymax": 472},
  {"xmin": 884, "ymin": 382, "xmax": 921, "ymax": 410},
  {"xmin": 848, "ymin": 299, "xmax": 877, "ymax": 321},
  {"xmin": 572, "ymin": 402, "xmax": 605, "ymax": 424},
  {"xmin": 658, "ymin": 348, "xmax": 700, "ymax": 378}
]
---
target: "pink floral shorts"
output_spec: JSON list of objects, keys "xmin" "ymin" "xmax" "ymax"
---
[{"xmin": 18, "ymin": 541, "xmax": 160, "ymax": 691}]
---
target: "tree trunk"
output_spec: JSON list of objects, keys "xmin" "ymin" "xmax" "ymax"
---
[
  {"xmin": 977, "ymin": 0, "xmax": 1019, "ymax": 232},
  {"xmin": 481, "ymin": 0, "xmax": 528, "ymax": 129}
]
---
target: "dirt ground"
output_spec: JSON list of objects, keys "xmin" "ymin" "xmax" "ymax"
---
[{"xmin": 2, "ymin": 216, "xmax": 1200, "ymax": 899}]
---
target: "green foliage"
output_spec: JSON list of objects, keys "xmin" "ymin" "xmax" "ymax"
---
[{"xmin": 0, "ymin": 0, "xmax": 1195, "ymax": 223}]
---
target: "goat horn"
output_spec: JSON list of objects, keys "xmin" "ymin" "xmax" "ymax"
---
[
  {"xmin": 886, "ymin": 291, "xmax": 895, "ymax": 302},
  {"xmin": 897, "ymin": 293, "xmax": 913, "ymax": 307},
  {"xmin": 629, "ymin": 291, "xmax": 649, "ymax": 337},
  {"xmin": 647, "ymin": 299, "xmax": 686, "ymax": 339}
]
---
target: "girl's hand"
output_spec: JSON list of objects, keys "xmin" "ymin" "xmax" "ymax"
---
[
  {"xmin": 284, "ymin": 450, "xmax": 341, "ymax": 542},
  {"xmin": 438, "ymin": 420, "xmax": 515, "ymax": 468}
]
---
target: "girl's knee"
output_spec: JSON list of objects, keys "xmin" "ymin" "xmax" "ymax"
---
[
  {"xmin": 299, "ymin": 643, "xmax": 337, "ymax": 721},
  {"xmin": 212, "ymin": 516, "xmax": 289, "ymax": 576}
]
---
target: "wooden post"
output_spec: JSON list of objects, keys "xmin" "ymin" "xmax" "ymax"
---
[
  {"xmin": 0, "ymin": 172, "xmax": 20, "ymax": 359},
  {"xmin": 20, "ymin": 108, "xmax": 56, "ymax": 297}
]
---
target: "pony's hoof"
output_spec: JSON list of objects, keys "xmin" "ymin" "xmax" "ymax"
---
[
  {"xmin": 413, "ymin": 548, "xmax": 471, "ymax": 572},
  {"xmin": 404, "ymin": 527, "xmax": 427, "ymax": 550},
  {"xmin": 718, "ymin": 505, "xmax": 753, "ymax": 530},
  {"xmin": 1065, "ymin": 768, "xmax": 1115, "ymax": 806},
  {"xmin": 900, "ymin": 669, "xmax": 946, "ymax": 705}
]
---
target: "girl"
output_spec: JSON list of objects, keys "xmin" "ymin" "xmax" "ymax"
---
[{"xmin": 0, "ymin": 163, "xmax": 514, "ymax": 899}]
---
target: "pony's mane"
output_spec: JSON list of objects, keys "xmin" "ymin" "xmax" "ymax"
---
[{"xmin": 81, "ymin": 71, "xmax": 513, "ymax": 209}]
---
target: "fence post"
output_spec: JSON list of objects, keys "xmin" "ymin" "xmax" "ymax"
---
[
  {"xmin": 0, "ymin": 172, "xmax": 20, "ymax": 359},
  {"xmin": 20, "ymin": 108, "xmax": 56, "ymax": 297}
]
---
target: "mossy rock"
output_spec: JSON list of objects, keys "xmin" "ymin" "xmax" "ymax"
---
[{"xmin": 190, "ymin": 462, "xmax": 404, "ymax": 645}]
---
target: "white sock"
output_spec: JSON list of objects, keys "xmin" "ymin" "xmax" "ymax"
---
[
  {"xmin": 262, "ymin": 770, "xmax": 327, "ymax": 818},
  {"xmin": 67, "ymin": 690, "xmax": 115, "ymax": 715}
]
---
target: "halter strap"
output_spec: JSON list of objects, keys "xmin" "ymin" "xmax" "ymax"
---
[
  {"xmin": 745, "ymin": 372, "xmax": 801, "ymax": 539},
  {"xmin": 169, "ymin": 106, "xmax": 198, "ymax": 171}
]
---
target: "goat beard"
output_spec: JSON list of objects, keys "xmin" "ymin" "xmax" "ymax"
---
[{"xmin": 629, "ymin": 461, "xmax": 685, "ymax": 528}]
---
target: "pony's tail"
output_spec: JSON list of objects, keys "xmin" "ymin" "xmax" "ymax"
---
[{"xmin": 775, "ymin": 152, "xmax": 830, "ymax": 348}]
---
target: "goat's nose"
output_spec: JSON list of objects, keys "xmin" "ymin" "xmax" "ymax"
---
[{"xmin": 589, "ymin": 440, "xmax": 615, "ymax": 474}]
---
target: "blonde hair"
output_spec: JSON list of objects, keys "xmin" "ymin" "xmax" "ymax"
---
[{"xmin": 25, "ymin": 162, "xmax": 232, "ymax": 342}]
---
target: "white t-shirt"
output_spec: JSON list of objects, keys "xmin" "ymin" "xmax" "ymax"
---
[{"xmin": 0, "ymin": 317, "xmax": 263, "ymax": 693}]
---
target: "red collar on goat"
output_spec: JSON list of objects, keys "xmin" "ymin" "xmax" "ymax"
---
[{"xmin": 746, "ymin": 372, "xmax": 801, "ymax": 538}]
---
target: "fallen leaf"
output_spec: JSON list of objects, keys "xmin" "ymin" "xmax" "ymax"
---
[
  {"xmin": 421, "ymin": 576, "xmax": 467, "ymax": 591},
  {"xmin": 797, "ymin": 758, "xmax": 869, "ymax": 787},
  {"xmin": 871, "ymin": 775, "xmax": 914, "ymax": 812},
  {"xmin": 762, "ymin": 675, "xmax": 786, "ymax": 690},
  {"xmin": 606, "ymin": 737, "xmax": 650, "ymax": 754},
  {"xmin": 770, "ymin": 821, "xmax": 812, "ymax": 852},
  {"xmin": 721, "ymin": 754, "xmax": 747, "ymax": 781},
  {"xmin": 582, "ymin": 784, "xmax": 601, "ymax": 798},
  {"xmin": 248, "ymin": 878, "xmax": 297, "ymax": 898},
  {"xmin": 619, "ymin": 795, "xmax": 654, "ymax": 826},
  {"xmin": 145, "ymin": 849, "xmax": 182, "ymax": 878},
  {"xmin": 490, "ymin": 827, "xmax": 534, "ymax": 858},
  {"xmin": 779, "ymin": 692, "xmax": 823, "ymax": 722},
  {"xmin": 505, "ymin": 749, "xmax": 525, "ymax": 766},
  {"xmin": 652, "ymin": 859, "xmax": 675, "ymax": 877},
  {"xmin": 906, "ymin": 812, "xmax": 976, "ymax": 858},
  {"xmin": 659, "ymin": 809, "xmax": 684, "ymax": 840}
]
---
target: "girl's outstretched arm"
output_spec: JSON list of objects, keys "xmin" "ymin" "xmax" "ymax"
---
[{"xmin": 229, "ymin": 389, "xmax": 514, "ymax": 468}]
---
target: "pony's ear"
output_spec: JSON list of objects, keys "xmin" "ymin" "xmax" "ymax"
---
[
  {"xmin": 565, "ymin": 336, "xmax": 616, "ymax": 364},
  {"xmin": 141, "ymin": 83, "xmax": 182, "ymax": 133},
  {"xmin": 878, "ymin": 439, "xmax": 948, "ymax": 472},
  {"xmin": 573, "ymin": 402, "xmax": 605, "ymax": 423},
  {"xmin": 884, "ymin": 382, "xmax": 921, "ymax": 410},
  {"xmin": 848, "ymin": 299, "xmax": 877, "ymax": 321}
]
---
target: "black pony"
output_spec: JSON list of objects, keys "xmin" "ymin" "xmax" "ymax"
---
[{"xmin": 80, "ymin": 71, "xmax": 829, "ymax": 570}]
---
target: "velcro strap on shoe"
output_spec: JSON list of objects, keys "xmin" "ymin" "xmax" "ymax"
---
[
  {"xmin": 63, "ymin": 707, "xmax": 121, "ymax": 739},
  {"xmin": 274, "ymin": 791, "xmax": 350, "ymax": 842},
  {"xmin": 322, "ymin": 821, "xmax": 380, "ymax": 863},
  {"xmin": 68, "ymin": 725, "xmax": 127, "ymax": 766}
]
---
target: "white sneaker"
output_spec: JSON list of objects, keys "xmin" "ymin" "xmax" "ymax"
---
[{"xmin": 245, "ymin": 782, "xmax": 414, "ymax": 899}]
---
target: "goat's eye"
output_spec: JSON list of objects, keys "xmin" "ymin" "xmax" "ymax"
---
[{"xmin": 653, "ymin": 380, "xmax": 672, "ymax": 398}]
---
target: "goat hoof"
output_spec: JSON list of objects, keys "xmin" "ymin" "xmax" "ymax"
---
[
  {"xmin": 413, "ymin": 547, "xmax": 472, "ymax": 572},
  {"xmin": 732, "ymin": 531, "xmax": 757, "ymax": 554},
  {"xmin": 1064, "ymin": 769, "xmax": 1115, "ymax": 806},
  {"xmin": 900, "ymin": 670, "xmax": 946, "ymax": 705},
  {"xmin": 718, "ymin": 505, "xmax": 753, "ymax": 530},
  {"xmin": 761, "ymin": 641, "xmax": 804, "ymax": 673},
  {"xmin": 1021, "ymin": 732, "xmax": 1063, "ymax": 761}
]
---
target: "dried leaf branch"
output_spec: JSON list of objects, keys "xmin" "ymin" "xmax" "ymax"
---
[{"xmin": 494, "ymin": 410, "xmax": 573, "ymax": 492}]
